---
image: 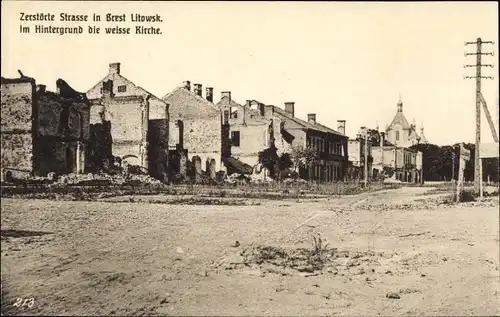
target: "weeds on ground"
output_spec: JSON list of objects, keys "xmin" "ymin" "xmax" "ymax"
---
[{"xmin": 242, "ymin": 233, "xmax": 336, "ymax": 272}]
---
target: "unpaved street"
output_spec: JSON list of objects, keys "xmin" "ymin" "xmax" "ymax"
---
[{"xmin": 1, "ymin": 187, "xmax": 499, "ymax": 316}]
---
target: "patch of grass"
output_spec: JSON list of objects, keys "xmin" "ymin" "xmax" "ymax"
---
[{"xmin": 242, "ymin": 234, "xmax": 336, "ymax": 272}]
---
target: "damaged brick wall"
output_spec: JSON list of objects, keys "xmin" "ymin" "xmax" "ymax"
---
[
  {"xmin": 93, "ymin": 95, "xmax": 144, "ymax": 167},
  {"xmin": 164, "ymin": 87, "xmax": 222, "ymax": 172},
  {"xmin": 0, "ymin": 134, "xmax": 33, "ymax": 179},
  {"xmin": 178, "ymin": 119, "xmax": 222, "ymax": 171},
  {"xmin": 0, "ymin": 78, "xmax": 36, "ymax": 180},
  {"xmin": 36, "ymin": 90, "xmax": 91, "ymax": 175}
]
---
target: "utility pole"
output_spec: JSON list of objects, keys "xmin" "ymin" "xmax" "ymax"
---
[
  {"xmin": 364, "ymin": 133, "xmax": 368, "ymax": 187},
  {"xmin": 464, "ymin": 37, "xmax": 495, "ymax": 194}
]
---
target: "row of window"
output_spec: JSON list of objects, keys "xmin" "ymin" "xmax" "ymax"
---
[
  {"xmin": 311, "ymin": 163, "xmax": 342, "ymax": 181},
  {"xmin": 307, "ymin": 136, "xmax": 343, "ymax": 155}
]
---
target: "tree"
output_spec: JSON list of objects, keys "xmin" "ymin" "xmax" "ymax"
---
[
  {"xmin": 290, "ymin": 144, "xmax": 319, "ymax": 179},
  {"xmin": 357, "ymin": 129, "xmax": 393, "ymax": 146},
  {"xmin": 410, "ymin": 142, "xmax": 498, "ymax": 182},
  {"xmin": 258, "ymin": 145, "xmax": 293, "ymax": 180}
]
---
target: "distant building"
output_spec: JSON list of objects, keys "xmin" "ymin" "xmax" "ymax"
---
[
  {"xmin": 347, "ymin": 127, "xmax": 373, "ymax": 179},
  {"xmin": 261, "ymin": 103, "xmax": 349, "ymax": 182},
  {"xmin": 215, "ymin": 93, "xmax": 287, "ymax": 175},
  {"xmin": 1, "ymin": 76, "xmax": 90, "ymax": 180},
  {"xmin": 86, "ymin": 63, "xmax": 169, "ymax": 180},
  {"xmin": 385, "ymin": 96, "xmax": 428, "ymax": 147},
  {"xmin": 372, "ymin": 132, "xmax": 423, "ymax": 183},
  {"xmin": 162, "ymin": 81, "xmax": 223, "ymax": 176},
  {"xmin": 88, "ymin": 80, "xmax": 168, "ymax": 180}
]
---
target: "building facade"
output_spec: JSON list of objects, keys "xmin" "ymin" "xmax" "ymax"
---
[
  {"xmin": 347, "ymin": 132, "xmax": 373, "ymax": 179},
  {"xmin": 261, "ymin": 103, "xmax": 349, "ymax": 182},
  {"xmin": 372, "ymin": 133, "xmax": 423, "ymax": 183},
  {"xmin": 1, "ymin": 76, "xmax": 91, "ymax": 180},
  {"xmin": 88, "ymin": 80, "xmax": 168, "ymax": 179},
  {"xmin": 86, "ymin": 63, "xmax": 169, "ymax": 180},
  {"xmin": 215, "ymin": 92, "xmax": 288, "ymax": 174},
  {"xmin": 162, "ymin": 81, "xmax": 223, "ymax": 174}
]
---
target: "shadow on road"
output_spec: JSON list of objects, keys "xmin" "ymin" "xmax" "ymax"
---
[{"xmin": 0, "ymin": 230, "xmax": 53, "ymax": 238}]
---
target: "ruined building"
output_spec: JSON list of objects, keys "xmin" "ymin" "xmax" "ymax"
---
[
  {"xmin": 86, "ymin": 63, "xmax": 169, "ymax": 180},
  {"xmin": 1, "ymin": 75, "xmax": 90, "ymax": 180},
  {"xmin": 216, "ymin": 92, "xmax": 289, "ymax": 176},
  {"xmin": 162, "ymin": 81, "xmax": 223, "ymax": 180},
  {"xmin": 88, "ymin": 80, "xmax": 169, "ymax": 180},
  {"xmin": 347, "ymin": 126, "xmax": 374, "ymax": 180},
  {"xmin": 261, "ymin": 105, "xmax": 348, "ymax": 182}
]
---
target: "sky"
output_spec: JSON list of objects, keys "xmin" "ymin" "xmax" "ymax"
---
[{"xmin": 1, "ymin": 1, "xmax": 499, "ymax": 145}]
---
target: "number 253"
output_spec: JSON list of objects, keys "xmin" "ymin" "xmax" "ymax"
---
[{"xmin": 13, "ymin": 298, "xmax": 35, "ymax": 308}]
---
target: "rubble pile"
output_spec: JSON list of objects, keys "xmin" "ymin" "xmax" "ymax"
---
[{"xmin": 54, "ymin": 173, "xmax": 163, "ymax": 187}]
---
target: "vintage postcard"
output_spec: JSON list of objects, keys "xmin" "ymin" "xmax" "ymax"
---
[{"xmin": 1, "ymin": 1, "xmax": 499, "ymax": 316}]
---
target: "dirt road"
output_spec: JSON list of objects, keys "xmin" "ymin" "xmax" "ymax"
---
[{"xmin": 1, "ymin": 187, "xmax": 499, "ymax": 316}]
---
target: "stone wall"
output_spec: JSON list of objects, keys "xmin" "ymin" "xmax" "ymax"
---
[
  {"xmin": 35, "ymin": 90, "xmax": 91, "ymax": 175},
  {"xmin": 96, "ymin": 95, "xmax": 144, "ymax": 167},
  {"xmin": 0, "ymin": 78, "xmax": 36, "ymax": 180},
  {"xmin": 0, "ymin": 133, "xmax": 33, "ymax": 179},
  {"xmin": 165, "ymin": 87, "xmax": 222, "ymax": 172},
  {"xmin": 184, "ymin": 118, "xmax": 222, "ymax": 171}
]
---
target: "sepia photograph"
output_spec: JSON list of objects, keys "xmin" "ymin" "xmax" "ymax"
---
[{"xmin": 1, "ymin": 1, "xmax": 499, "ymax": 316}]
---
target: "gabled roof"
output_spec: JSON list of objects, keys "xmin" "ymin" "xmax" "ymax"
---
[
  {"xmin": 87, "ymin": 72, "xmax": 166, "ymax": 104},
  {"xmin": 162, "ymin": 86, "xmax": 221, "ymax": 119},
  {"xmin": 163, "ymin": 86, "xmax": 219, "ymax": 110}
]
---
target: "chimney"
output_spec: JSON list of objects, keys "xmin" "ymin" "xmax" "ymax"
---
[
  {"xmin": 380, "ymin": 132, "xmax": 385, "ymax": 147},
  {"xmin": 259, "ymin": 103, "xmax": 265, "ymax": 116},
  {"xmin": 37, "ymin": 84, "xmax": 46, "ymax": 94},
  {"xmin": 284, "ymin": 102, "xmax": 295, "ymax": 117},
  {"xmin": 206, "ymin": 87, "xmax": 213, "ymax": 102},
  {"xmin": 221, "ymin": 91, "xmax": 231, "ymax": 101},
  {"xmin": 307, "ymin": 113, "xmax": 316, "ymax": 124},
  {"xmin": 193, "ymin": 84, "xmax": 202, "ymax": 96},
  {"xmin": 245, "ymin": 100, "xmax": 251, "ymax": 108},
  {"xmin": 109, "ymin": 63, "xmax": 121, "ymax": 75},
  {"xmin": 337, "ymin": 120, "xmax": 346, "ymax": 135},
  {"xmin": 183, "ymin": 80, "xmax": 191, "ymax": 91},
  {"xmin": 265, "ymin": 105, "xmax": 275, "ymax": 118}
]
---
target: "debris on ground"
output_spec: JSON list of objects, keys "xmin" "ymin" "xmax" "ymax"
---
[{"xmin": 386, "ymin": 292, "xmax": 401, "ymax": 299}]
